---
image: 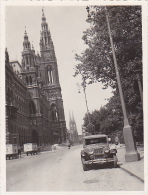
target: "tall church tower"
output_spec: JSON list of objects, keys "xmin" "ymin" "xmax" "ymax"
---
[
  {"xmin": 21, "ymin": 30, "xmax": 47, "ymax": 145},
  {"xmin": 39, "ymin": 9, "xmax": 66, "ymax": 143}
]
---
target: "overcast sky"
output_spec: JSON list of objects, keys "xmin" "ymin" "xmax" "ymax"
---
[{"xmin": 5, "ymin": 6, "xmax": 113, "ymax": 134}]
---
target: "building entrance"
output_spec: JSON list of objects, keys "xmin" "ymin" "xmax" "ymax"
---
[{"xmin": 32, "ymin": 130, "xmax": 39, "ymax": 145}]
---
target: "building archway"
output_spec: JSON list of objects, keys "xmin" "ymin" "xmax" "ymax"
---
[{"xmin": 32, "ymin": 130, "xmax": 39, "ymax": 145}]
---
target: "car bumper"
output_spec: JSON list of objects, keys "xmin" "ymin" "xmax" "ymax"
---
[{"xmin": 84, "ymin": 158, "xmax": 114, "ymax": 165}]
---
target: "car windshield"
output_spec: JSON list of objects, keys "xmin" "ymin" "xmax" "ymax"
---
[{"xmin": 85, "ymin": 137, "xmax": 107, "ymax": 145}]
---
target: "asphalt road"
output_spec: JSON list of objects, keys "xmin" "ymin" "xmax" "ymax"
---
[{"xmin": 6, "ymin": 144, "xmax": 144, "ymax": 191}]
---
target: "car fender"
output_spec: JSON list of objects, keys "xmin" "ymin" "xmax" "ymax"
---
[{"xmin": 81, "ymin": 150, "xmax": 85, "ymax": 157}]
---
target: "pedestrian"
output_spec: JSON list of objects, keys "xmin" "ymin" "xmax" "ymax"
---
[
  {"xmin": 115, "ymin": 135, "xmax": 119, "ymax": 147},
  {"xmin": 38, "ymin": 146, "xmax": 40, "ymax": 154},
  {"xmin": 18, "ymin": 146, "xmax": 21, "ymax": 158},
  {"xmin": 68, "ymin": 143, "xmax": 71, "ymax": 149},
  {"xmin": 52, "ymin": 144, "xmax": 56, "ymax": 153},
  {"xmin": 53, "ymin": 144, "xmax": 56, "ymax": 151}
]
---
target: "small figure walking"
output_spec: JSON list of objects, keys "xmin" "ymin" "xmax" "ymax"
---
[
  {"xmin": 68, "ymin": 143, "xmax": 71, "ymax": 149},
  {"xmin": 38, "ymin": 146, "xmax": 40, "ymax": 154},
  {"xmin": 52, "ymin": 144, "xmax": 56, "ymax": 153},
  {"xmin": 18, "ymin": 146, "xmax": 21, "ymax": 158},
  {"xmin": 115, "ymin": 135, "xmax": 119, "ymax": 147}
]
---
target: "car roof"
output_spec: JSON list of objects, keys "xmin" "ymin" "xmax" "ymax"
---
[{"xmin": 83, "ymin": 134, "xmax": 107, "ymax": 139}]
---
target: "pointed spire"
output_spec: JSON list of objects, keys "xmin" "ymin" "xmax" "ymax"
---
[
  {"xmin": 32, "ymin": 41, "xmax": 35, "ymax": 50},
  {"xmin": 42, "ymin": 8, "xmax": 46, "ymax": 22},
  {"xmin": 23, "ymin": 28, "xmax": 31, "ymax": 51},
  {"xmin": 42, "ymin": 8, "xmax": 44, "ymax": 16},
  {"xmin": 69, "ymin": 111, "xmax": 71, "ymax": 123},
  {"xmin": 72, "ymin": 111, "xmax": 75, "ymax": 123},
  {"xmin": 24, "ymin": 27, "xmax": 28, "ymax": 40}
]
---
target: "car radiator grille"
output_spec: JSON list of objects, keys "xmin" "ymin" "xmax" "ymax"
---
[{"xmin": 94, "ymin": 147, "xmax": 104, "ymax": 159}]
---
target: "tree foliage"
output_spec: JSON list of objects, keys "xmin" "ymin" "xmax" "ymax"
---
[
  {"xmin": 76, "ymin": 6, "xmax": 143, "ymax": 141},
  {"xmin": 74, "ymin": 6, "xmax": 142, "ymax": 90}
]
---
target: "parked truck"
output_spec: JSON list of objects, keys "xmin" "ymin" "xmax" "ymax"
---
[
  {"xmin": 24, "ymin": 143, "xmax": 38, "ymax": 156},
  {"xmin": 6, "ymin": 144, "xmax": 18, "ymax": 160}
]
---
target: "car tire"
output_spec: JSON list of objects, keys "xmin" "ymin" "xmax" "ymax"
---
[
  {"xmin": 81, "ymin": 157, "xmax": 88, "ymax": 171},
  {"xmin": 113, "ymin": 155, "xmax": 118, "ymax": 168},
  {"xmin": 83, "ymin": 163, "xmax": 88, "ymax": 171}
]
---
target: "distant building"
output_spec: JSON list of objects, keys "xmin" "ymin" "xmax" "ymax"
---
[
  {"xmin": 5, "ymin": 9, "xmax": 66, "ymax": 146},
  {"xmin": 10, "ymin": 61, "xmax": 21, "ymax": 74},
  {"xmin": 10, "ymin": 61, "xmax": 22, "ymax": 79},
  {"xmin": 69, "ymin": 111, "xmax": 79, "ymax": 143}
]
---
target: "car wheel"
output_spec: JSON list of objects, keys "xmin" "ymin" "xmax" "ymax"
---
[
  {"xmin": 113, "ymin": 155, "xmax": 118, "ymax": 168},
  {"xmin": 81, "ymin": 157, "xmax": 88, "ymax": 171},
  {"xmin": 83, "ymin": 163, "xmax": 88, "ymax": 171}
]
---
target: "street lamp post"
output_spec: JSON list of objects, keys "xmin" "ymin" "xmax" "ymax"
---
[
  {"xmin": 83, "ymin": 84, "xmax": 90, "ymax": 124},
  {"xmin": 135, "ymin": 69, "xmax": 143, "ymax": 106},
  {"xmin": 105, "ymin": 7, "xmax": 140, "ymax": 162},
  {"xmin": 86, "ymin": 6, "xmax": 140, "ymax": 161},
  {"xmin": 77, "ymin": 80, "xmax": 90, "ymax": 124}
]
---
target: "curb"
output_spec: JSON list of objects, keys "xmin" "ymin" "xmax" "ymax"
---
[{"xmin": 119, "ymin": 165, "xmax": 144, "ymax": 183}]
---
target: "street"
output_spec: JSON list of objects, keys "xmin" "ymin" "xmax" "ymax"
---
[{"xmin": 6, "ymin": 144, "xmax": 144, "ymax": 191}]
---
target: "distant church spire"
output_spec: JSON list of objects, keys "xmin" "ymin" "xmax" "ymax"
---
[
  {"xmin": 69, "ymin": 111, "xmax": 71, "ymax": 125},
  {"xmin": 72, "ymin": 111, "xmax": 75, "ymax": 123},
  {"xmin": 69, "ymin": 111, "xmax": 79, "ymax": 143}
]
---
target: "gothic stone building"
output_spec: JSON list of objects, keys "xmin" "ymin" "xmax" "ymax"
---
[{"xmin": 5, "ymin": 10, "xmax": 66, "ymax": 147}]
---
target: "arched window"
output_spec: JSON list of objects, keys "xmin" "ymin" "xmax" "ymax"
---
[
  {"xmin": 26, "ymin": 76, "xmax": 28, "ymax": 85},
  {"xmin": 26, "ymin": 56, "xmax": 28, "ymax": 64},
  {"xmin": 29, "ymin": 76, "xmax": 32, "ymax": 85},
  {"xmin": 10, "ymin": 90, "xmax": 13, "ymax": 105},
  {"xmin": 47, "ymin": 67, "xmax": 53, "ymax": 85},
  {"xmin": 45, "ymin": 36, "xmax": 47, "ymax": 45},
  {"xmin": 6, "ymin": 87, "xmax": 10, "ymax": 104},
  {"xmin": 51, "ymin": 104, "xmax": 58, "ymax": 122},
  {"xmin": 29, "ymin": 101, "xmax": 36, "ymax": 114}
]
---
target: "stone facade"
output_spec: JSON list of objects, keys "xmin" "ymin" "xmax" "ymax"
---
[{"xmin": 5, "ymin": 10, "xmax": 66, "ymax": 147}]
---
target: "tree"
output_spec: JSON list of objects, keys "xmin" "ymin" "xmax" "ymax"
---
[
  {"xmin": 74, "ymin": 6, "xmax": 142, "ymax": 90},
  {"xmin": 75, "ymin": 6, "xmax": 143, "ymax": 141}
]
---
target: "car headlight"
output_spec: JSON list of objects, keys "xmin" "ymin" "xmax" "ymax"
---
[
  {"xmin": 105, "ymin": 150, "xmax": 110, "ymax": 153},
  {"xmin": 89, "ymin": 151, "xmax": 94, "ymax": 154},
  {"xmin": 110, "ymin": 149, "xmax": 117, "ymax": 153}
]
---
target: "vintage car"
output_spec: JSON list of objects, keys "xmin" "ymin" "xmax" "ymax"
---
[{"xmin": 81, "ymin": 134, "xmax": 118, "ymax": 171}]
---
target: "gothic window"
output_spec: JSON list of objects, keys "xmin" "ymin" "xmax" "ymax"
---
[
  {"xmin": 29, "ymin": 101, "xmax": 36, "ymax": 114},
  {"xmin": 29, "ymin": 76, "xmax": 32, "ymax": 85},
  {"xmin": 26, "ymin": 56, "xmax": 28, "ymax": 64},
  {"xmin": 6, "ymin": 87, "xmax": 10, "ymax": 104},
  {"xmin": 51, "ymin": 104, "xmax": 58, "ymax": 122},
  {"xmin": 9, "ymin": 90, "xmax": 13, "ymax": 105},
  {"xmin": 45, "ymin": 36, "xmax": 47, "ymax": 44},
  {"xmin": 47, "ymin": 67, "xmax": 53, "ymax": 85},
  {"xmin": 26, "ymin": 76, "xmax": 28, "ymax": 85}
]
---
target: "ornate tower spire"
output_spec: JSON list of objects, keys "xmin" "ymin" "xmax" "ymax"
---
[
  {"xmin": 23, "ymin": 29, "xmax": 31, "ymax": 51},
  {"xmin": 21, "ymin": 29, "xmax": 37, "ymax": 87},
  {"xmin": 40, "ymin": 8, "xmax": 53, "ymax": 50},
  {"xmin": 39, "ymin": 9, "xmax": 60, "ymax": 87}
]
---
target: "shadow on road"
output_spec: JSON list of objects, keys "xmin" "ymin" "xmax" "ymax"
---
[{"xmin": 86, "ymin": 163, "xmax": 120, "ymax": 171}]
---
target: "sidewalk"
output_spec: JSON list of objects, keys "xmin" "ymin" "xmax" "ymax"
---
[{"xmin": 116, "ymin": 144, "xmax": 144, "ymax": 183}]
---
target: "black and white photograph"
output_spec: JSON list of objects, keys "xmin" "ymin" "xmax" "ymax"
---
[{"xmin": 0, "ymin": 0, "xmax": 147, "ymax": 194}]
